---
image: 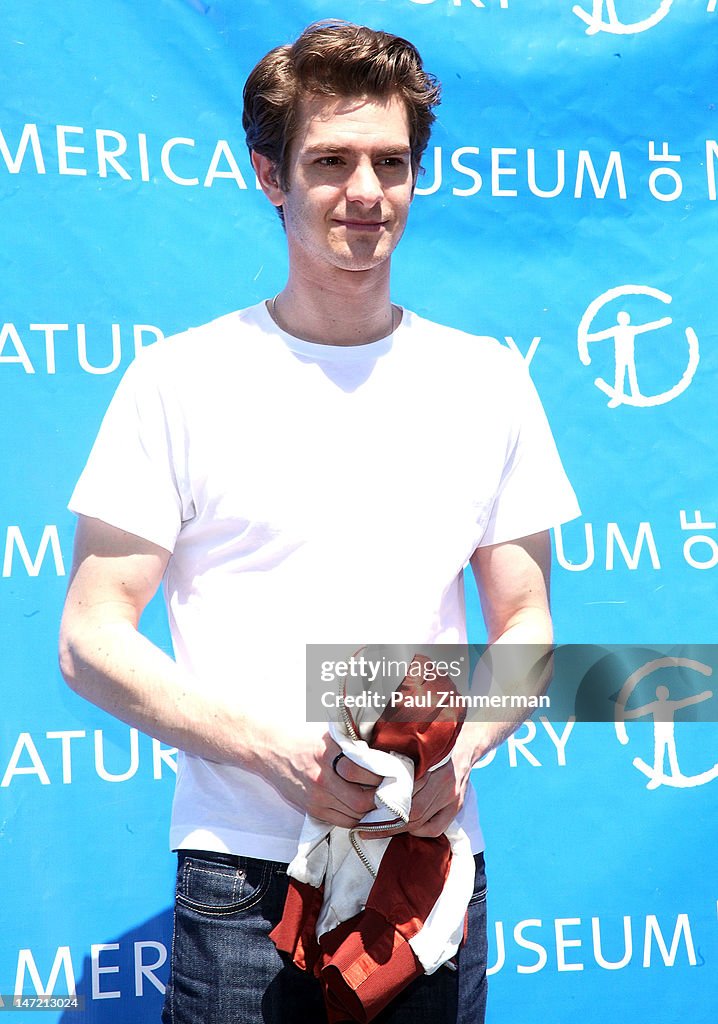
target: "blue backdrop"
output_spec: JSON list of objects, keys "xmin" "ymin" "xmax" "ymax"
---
[{"xmin": 2, "ymin": 1, "xmax": 717, "ymax": 1021}]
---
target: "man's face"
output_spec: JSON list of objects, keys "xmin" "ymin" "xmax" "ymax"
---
[{"xmin": 277, "ymin": 92, "xmax": 415, "ymax": 275}]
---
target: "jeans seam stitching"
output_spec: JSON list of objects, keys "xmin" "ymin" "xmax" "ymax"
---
[
  {"xmin": 166, "ymin": 869, "xmax": 180, "ymax": 1024},
  {"xmin": 468, "ymin": 886, "xmax": 488, "ymax": 905}
]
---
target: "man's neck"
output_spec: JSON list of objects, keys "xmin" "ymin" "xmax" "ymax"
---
[{"xmin": 269, "ymin": 264, "xmax": 398, "ymax": 347}]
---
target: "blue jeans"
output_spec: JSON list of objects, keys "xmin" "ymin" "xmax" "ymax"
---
[{"xmin": 162, "ymin": 849, "xmax": 488, "ymax": 1024}]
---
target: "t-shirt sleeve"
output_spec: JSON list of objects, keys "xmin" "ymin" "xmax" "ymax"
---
[
  {"xmin": 68, "ymin": 349, "xmax": 193, "ymax": 552},
  {"xmin": 478, "ymin": 358, "xmax": 581, "ymax": 547}
]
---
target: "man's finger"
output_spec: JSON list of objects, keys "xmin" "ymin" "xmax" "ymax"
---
[
  {"xmin": 318, "ymin": 762, "xmax": 380, "ymax": 818},
  {"xmin": 407, "ymin": 805, "xmax": 456, "ymax": 839},
  {"xmin": 333, "ymin": 779, "xmax": 379, "ymax": 817},
  {"xmin": 410, "ymin": 769, "xmax": 451, "ymax": 820},
  {"xmin": 311, "ymin": 802, "xmax": 377, "ymax": 829},
  {"xmin": 333, "ymin": 753, "xmax": 382, "ymax": 788},
  {"xmin": 411, "ymin": 773, "xmax": 431, "ymax": 795}
]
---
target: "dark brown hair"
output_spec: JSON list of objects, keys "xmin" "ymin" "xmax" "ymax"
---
[{"xmin": 243, "ymin": 20, "xmax": 441, "ymax": 193}]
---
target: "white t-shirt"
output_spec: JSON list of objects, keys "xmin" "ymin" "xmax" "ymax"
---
[{"xmin": 70, "ymin": 301, "xmax": 580, "ymax": 862}]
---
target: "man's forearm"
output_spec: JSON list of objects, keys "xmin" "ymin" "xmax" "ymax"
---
[
  {"xmin": 59, "ymin": 615, "xmax": 273, "ymax": 771},
  {"xmin": 59, "ymin": 614, "xmax": 379, "ymax": 827},
  {"xmin": 465, "ymin": 605, "xmax": 554, "ymax": 764}
]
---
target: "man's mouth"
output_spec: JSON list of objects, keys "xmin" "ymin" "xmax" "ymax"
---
[{"xmin": 333, "ymin": 219, "xmax": 387, "ymax": 231}]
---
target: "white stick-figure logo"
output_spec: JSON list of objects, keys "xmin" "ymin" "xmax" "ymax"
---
[
  {"xmin": 615, "ymin": 657, "xmax": 718, "ymax": 789},
  {"xmin": 573, "ymin": 0, "xmax": 673, "ymax": 34},
  {"xmin": 577, "ymin": 285, "xmax": 699, "ymax": 408}
]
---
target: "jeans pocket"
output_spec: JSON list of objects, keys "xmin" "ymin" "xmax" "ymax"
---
[{"xmin": 175, "ymin": 854, "xmax": 272, "ymax": 918}]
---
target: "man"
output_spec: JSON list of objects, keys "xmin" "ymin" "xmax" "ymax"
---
[{"xmin": 59, "ymin": 20, "xmax": 579, "ymax": 1024}]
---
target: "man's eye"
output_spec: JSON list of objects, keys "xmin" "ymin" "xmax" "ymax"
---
[{"xmin": 317, "ymin": 156, "xmax": 342, "ymax": 166}]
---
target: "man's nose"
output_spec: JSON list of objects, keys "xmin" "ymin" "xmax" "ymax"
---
[{"xmin": 345, "ymin": 161, "xmax": 383, "ymax": 207}]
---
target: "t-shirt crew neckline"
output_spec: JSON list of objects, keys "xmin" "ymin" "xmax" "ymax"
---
[{"xmin": 251, "ymin": 299, "xmax": 404, "ymax": 361}]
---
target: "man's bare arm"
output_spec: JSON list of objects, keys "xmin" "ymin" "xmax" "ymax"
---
[
  {"xmin": 59, "ymin": 515, "xmax": 379, "ymax": 826},
  {"xmin": 406, "ymin": 530, "xmax": 553, "ymax": 837}
]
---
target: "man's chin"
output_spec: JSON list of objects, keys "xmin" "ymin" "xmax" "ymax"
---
[{"xmin": 328, "ymin": 243, "xmax": 395, "ymax": 273}]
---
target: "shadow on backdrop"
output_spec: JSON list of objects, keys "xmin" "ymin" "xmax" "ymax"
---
[{"xmin": 60, "ymin": 909, "xmax": 172, "ymax": 1023}]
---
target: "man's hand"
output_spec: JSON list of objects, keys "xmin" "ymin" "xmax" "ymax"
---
[
  {"xmin": 263, "ymin": 725, "xmax": 382, "ymax": 829},
  {"xmin": 354, "ymin": 724, "xmax": 486, "ymax": 841},
  {"xmin": 379, "ymin": 719, "xmax": 497, "ymax": 839},
  {"xmin": 405, "ymin": 729, "xmax": 477, "ymax": 837}
]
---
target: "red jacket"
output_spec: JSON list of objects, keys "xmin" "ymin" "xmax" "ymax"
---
[{"xmin": 270, "ymin": 655, "xmax": 470, "ymax": 1023}]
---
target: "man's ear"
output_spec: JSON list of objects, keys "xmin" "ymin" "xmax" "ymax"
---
[{"xmin": 251, "ymin": 151, "xmax": 285, "ymax": 207}]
